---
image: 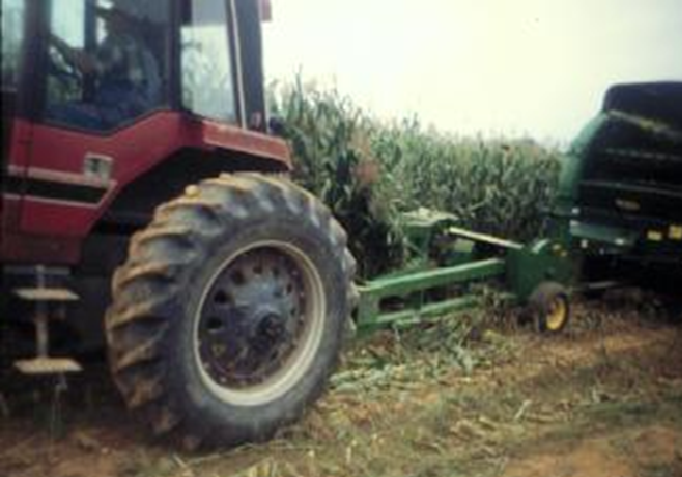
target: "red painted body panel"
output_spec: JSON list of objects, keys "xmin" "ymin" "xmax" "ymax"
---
[{"xmin": 1, "ymin": 112, "xmax": 291, "ymax": 265}]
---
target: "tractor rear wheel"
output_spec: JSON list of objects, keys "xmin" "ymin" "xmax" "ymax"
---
[{"xmin": 105, "ymin": 174, "xmax": 356, "ymax": 448}]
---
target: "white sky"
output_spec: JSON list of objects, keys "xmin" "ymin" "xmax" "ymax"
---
[{"xmin": 262, "ymin": 0, "xmax": 682, "ymax": 144}]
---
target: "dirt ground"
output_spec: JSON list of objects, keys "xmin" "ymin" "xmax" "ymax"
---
[{"xmin": 1, "ymin": 298, "xmax": 681, "ymax": 477}]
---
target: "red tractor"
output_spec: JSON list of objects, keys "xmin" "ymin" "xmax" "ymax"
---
[{"xmin": 1, "ymin": 0, "xmax": 355, "ymax": 447}]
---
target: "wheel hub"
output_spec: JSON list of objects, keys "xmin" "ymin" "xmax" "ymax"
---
[
  {"xmin": 197, "ymin": 248, "xmax": 308, "ymax": 389},
  {"xmin": 255, "ymin": 309, "xmax": 286, "ymax": 338}
]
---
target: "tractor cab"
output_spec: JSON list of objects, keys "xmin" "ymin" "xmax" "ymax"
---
[
  {"xmin": 2, "ymin": 0, "xmax": 267, "ymax": 137},
  {"xmin": 1, "ymin": 0, "xmax": 288, "ymax": 265}
]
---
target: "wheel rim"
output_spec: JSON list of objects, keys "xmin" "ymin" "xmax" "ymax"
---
[
  {"xmin": 545, "ymin": 297, "xmax": 567, "ymax": 331},
  {"xmin": 194, "ymin": 240, "xmax": 326, "ymax": 407}
]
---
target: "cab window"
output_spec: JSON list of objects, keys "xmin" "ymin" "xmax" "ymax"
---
[
  {"xmin": 2, "ymin": 0, "xmax": 25, "ymax": 165},
  {"xmin": 1, "ymin": 0, "xmax": 25, "ymax": 92},
  {"xmin": 44, "ymin": 0, "xmax": 170, "ymax": 132},
  {"xmin": 181, "ymin": 0, "xmax": 238, "ymax": 123}
]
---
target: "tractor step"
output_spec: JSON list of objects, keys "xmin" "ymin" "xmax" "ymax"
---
[
  {"xmin": 13, "ymin": 288, "xmax": 80, "ymax": 302},
  {"xmin": 14, "ymin": 357, "xmax": 82, "ymax": 374},
  {"xmin": 10, "ymin": 267, "xmax": 82, "ymax": 375}
]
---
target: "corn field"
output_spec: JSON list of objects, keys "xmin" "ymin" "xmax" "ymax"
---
[{"xmin": 269, "ymin": 77, "xmax": 564, "ymax": 278}]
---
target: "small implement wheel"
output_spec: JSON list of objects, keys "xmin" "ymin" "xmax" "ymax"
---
[
  {"xmin": 105, "ymin": 174, "xmax": 356, "ymax": 448},
  {"xmin": 529, "ymin": 282, "xmax": 571, "ymax": 334}
]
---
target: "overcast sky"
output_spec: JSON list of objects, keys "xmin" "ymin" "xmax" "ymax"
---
[{"xmin": 262, "ymin": 0, "xmax": 682, "ymax": 143}]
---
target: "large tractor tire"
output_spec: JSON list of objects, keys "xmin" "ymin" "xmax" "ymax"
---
[{"xmin": 105, "ymin": 174, "xmax": 356, "ymax": 448}]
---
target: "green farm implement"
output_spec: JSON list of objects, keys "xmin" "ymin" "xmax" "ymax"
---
[
  {"xmin": 356, "ymin": 81, "xmax": 682, "ymax": 335},
  {"xmin": 553, "ymin": 82, "xmax": 682, "ymax": 299},
  {"xmin": 355, "ymin": 210, "xmax": 574, "ymax": 334}
]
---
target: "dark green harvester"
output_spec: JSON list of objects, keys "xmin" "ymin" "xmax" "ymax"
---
[
  {"xmin": 355, "ymin": 81, "xmax": 682, "ymax": 333},
  {"xmin": 552, "ymin": 81, "xmax": 682, "ymax": 297}
]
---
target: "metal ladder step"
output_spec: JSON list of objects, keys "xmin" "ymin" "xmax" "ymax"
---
[
  {"xmin": 13, "ymin": 288, "xmax": 80, "ymax": 302},
  {"xmin": 14, "ymin": 358, "xmax": 83, "ymax": 374},
  {"xmin": 10, "ymin": 268, "xmax": 83, "ymax": 375}
]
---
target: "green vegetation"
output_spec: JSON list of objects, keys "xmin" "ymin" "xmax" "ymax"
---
[{"xmin": 269, "ymin": 77, "xmax": 564, "ymax": 278}]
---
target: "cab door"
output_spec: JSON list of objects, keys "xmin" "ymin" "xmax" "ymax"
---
[{"xmin": 19, "ymin": 0, "xmax": 173, "ymax": 258}]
